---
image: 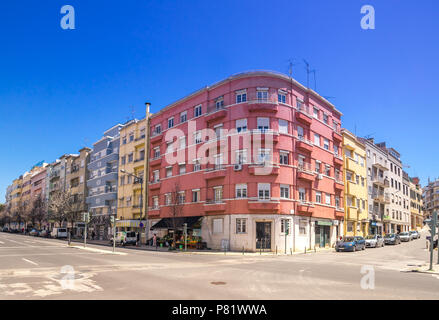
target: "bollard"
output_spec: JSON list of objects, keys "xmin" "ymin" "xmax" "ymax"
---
[
  {"xmin": 314, "ymin": 246, "xmax": 316, "ymax": 253},
  {"xmin": 242, "ymin": 246, "xmax": 244, "ymax": 255},
  {"xmin": 290, "ymin": 248, "xmax": 292, "ymax": 255},
  {"xmin": 276, "ymin": 246, "xmax": 278, "ymax": 255},
  {"xmin": 304, "ymin": 246, "xmax": 306, "ymax": 254}
]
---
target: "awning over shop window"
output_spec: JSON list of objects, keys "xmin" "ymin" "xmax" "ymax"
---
[{"xmin": 150, "ymin": 216, "xmax": 202, "ymax": 230}]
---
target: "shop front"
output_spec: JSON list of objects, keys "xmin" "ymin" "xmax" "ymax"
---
[
  {"xmin": 369, "ymin": 221, "xmax": 383, "ymax": 235},
  {"xmin": 315, "ymin": 220, "xmax": 332, "ymax": 248},
  {"xmin": 150, "ymin": 216, "xmax": 204, "ymax": 249}
]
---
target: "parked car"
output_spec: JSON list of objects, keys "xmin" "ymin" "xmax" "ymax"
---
[
  {"xmin": 384, "ymin": 233, "xmax": 401, "ymax": 245},
  {"xmin": 39, "ymin": 229, "xmax": 50, "ymax": 238},
  {"xmin": 336, "ymin": 236, "xmax": 366, "ymax": 252},
  {"xmin": 2, "ymin": 227, "xmax": 9, "ymax": 232},
  {"xmin": 110, "ymin": 231, "xmax": 137, "ymax": 246},
  {"xmin": 409, "ymin": 230, "xmax": 420, "ymax": 239},
  {"xmin": 365, "ymin": 234, "xmax": 384, "ymax": 248},
  {"xmin": 399, "ymin": 232, "xmax": 411, "ymax": 242},
  {"xmin": 51, "ymin": 228, "xmax": 68, "ymax": 239},
  {"xmin": 29, "ymin": 229, "xmax": 40, "ymax": 237},
  {"xmin": 10, "ymin": 228, "xmax": 19, "ymax": 233}
]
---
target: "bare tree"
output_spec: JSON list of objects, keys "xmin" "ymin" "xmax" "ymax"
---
[
  {"xmin": 12, "ymin": 200, "xmax": 26, "ymax": 231},
  {"xmin": 48, "ymin": 190, "xmax": 73, "ymax": 228},
  {"xmin": 65, "ymin": 193, "xmax": 86, "ymax": 236},
  {"xmin": 30, "ymin": 195, "xmax": 48, "ymax": 229},
  {"xmin": 169, "ymin": 183, "xmax": 184, "ymax": 249}
]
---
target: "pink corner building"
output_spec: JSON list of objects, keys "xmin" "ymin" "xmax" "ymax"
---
[{"xmin": 148, "ymin": 71, "xmax": 344, "ymax": 252}]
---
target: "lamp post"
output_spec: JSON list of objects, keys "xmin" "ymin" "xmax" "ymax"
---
[{"xmin": 120, "ymin": 169, "xmax": 143, "ymax": 246}]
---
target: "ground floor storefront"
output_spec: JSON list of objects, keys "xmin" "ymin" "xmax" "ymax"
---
[{"xmin": 147, "ymin": 214, "xmax": 343, "ymax": 252}]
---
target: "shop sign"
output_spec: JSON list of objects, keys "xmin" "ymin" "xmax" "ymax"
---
[
  {"xmin": 317, "ymin": 220, "xmax": 332, "ymax": 226},
  {"xmin": 192, "ymin": 229, "xmax": 201, "ymax": 237}
]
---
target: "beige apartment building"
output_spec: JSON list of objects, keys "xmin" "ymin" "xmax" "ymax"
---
[
  {"xmin": 117, "ymin": 118, "xmax": 148, "ymax": 232},
  {"xmin": 409, "ymin": 177, "xmax": 423, "ymax": 230}
]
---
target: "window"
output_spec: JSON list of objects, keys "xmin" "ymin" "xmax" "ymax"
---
[
  {"xmin": 166, "ymin": 167, "xmax": 173, "ymax": 177},
  {"xmin": 335, "ymin": 196, "xmax": 340, "ymax": 208},
  {"xmin": 323, "ymin": 138, "xmax": 329, "ymax": 150},
  {"xmin": 236, "ymin": 218, "xmax": 247, "ymax": 234},
  {"xmin": 315, "ymin": 161, "xmax": 321, "ymax": 173},
  {"xmin": 299, "ymin": 188, "xmax": 306, "ymax": 202},
  {"xmin": 178, "ymin": 191, "xmax": 185, "ymax": 204},
  {"xmin": 129, "ymin": 133, "xmax": 134, "ymax": 142},
  {"xmin": 215, "ymin": 96, "xmax": 224, "ymax": 109},
  {"xmin": 325, "ymin": 193, "xmax": 331, "ymax": 205},
  {"xmin": 257, "ymin": 90, "xmax": 268, "ymax": 101},
  {"xmin": 279, "ymin": 151, "xmax": 289, "ymax": 165},
  {"xmin": 258, "ymin": 183, "xmax": 270, "ymax": 200},
  {"xmin": 152, "ymin": 196, "xmax": 159, "ymax": 209},
  {"xmin": 154, "ymin": 124, "xmax": 161, "ymax": 135},
  {"xmin": 214, "ymin": 154, "xmax": 223, "ymax": 170},
  {"xmin": 279, "ymin": 119, "xmax": 288, "ymax": 134},
  {"xmin": 179, "ymin": 136, "xmax": 186, "ymax": 150},
  {"xmin": 314, "ymin": 133, "xmax": 320, "ymax": 146},
  {"xmin": 180, "ymin": 111, "xmax": 187, "ymax": 123},
  {"xmin": 214, "ymin": 125, "xmax": 222, "ymax": 139},
  {"xmin": 122, "ymin": 136, "xmax": 127, "ymax": 145},
  {"xmin": 214, "ymin": 187, "xmax": 223, "ymax": 202},
  {"xmin": 165, "ymin": 193, "xmax": 171, "ymax": 205},
  {"xmin": 236, "ymin": 118, "xmax": 247, "ymax": 133},
  {"xmin": 257, "ymin": 117, "xmax": 270, "ymax": 132},
  {"xmin": 166, "ymin": 142, "xmax": 174, "ymax": 154},
  {"xmin": 153, "ymin": 147, "xmax": 160, "ymax": 159},
  {"xmin": 278, "ymin": 92, "xmax": 286, "ymax": 103},
  {"xmin": 280, "ymin": 185, "xmax": 290, "ymax": 199},
  {"xmin": 299, "ymin": 220, "xmax": 307, "ymax": 235},
  {"xmin": 194, "ymin": 105, "xmax": 202, "ymax": 117},
  {"xmin": 194, "ymin": 131, "xmax": 202, "ymax": 144},
  {"xmin": 236, "ymin": 184, "xmax": 247, "ymax": 198},
  {"xmin": 213, "ymin": 218, "xmax": 223, "ymax": 233},
  {"xmin": 313, "ymin": 107, "xmax": 319, "ymax": 118},
  {"xmin": 121, "ymin": 156, "xmax": 126, "ymax": 165},
  {"xmin": 168, "ymin": 117, "xmax": 174, "ymax": 129},
  {"xmin": 153, "ymin": 170, "xmax": 159, "ymax": 183},
  {"xmin": 316, "ymin": 191, "xmax": 322, "ymax": 203},
  {"xmin": 258, "ymin": 148, "xmax": 271, "ymax": 164},
  {"xmin": 334, "ymin": 144, "xmax": 339, "ymax": 155},
  {"xmin": 236, "ymin": 90, "xmax": 247, "ymax": 103},
  {"xmin": 281, "ymin": 219, "xmax": 290, "ymax": 234},
  {"xmin": 128, "ymin": 153, "xmax": 133, "ymax": 162},
  {"xmin": 297, "ymin": 126, "xmax": 304, "ymax": 139},
  {"xmin": 323, "ymin": 113, "xmax": 328, "ymax": 124},
  {"xmin": 235, "ymin": 150, "xmax": 247, "ymax": 164},
  {"xmin": 193, "ymin": 159, "xmax": 201, "ymax": 172},
  {"xmin": 192, "ymin": 189, "xmax": 200, "ymax": 202},
  {"xmin": 179, "ymin": 163, "xmax": 186, "ymax": 174},
  {"xmin": 325, "ymin": 164, "xmax": 331, "ymax": 176}
]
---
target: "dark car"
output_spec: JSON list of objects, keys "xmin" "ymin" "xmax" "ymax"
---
[
  {"xmin": 384, "ymin": 233, "xmax": 400, "ymax": 245},
  {"xmin": 336, "ymin": 236, "xmax": 366, "ymax": 252},
  {"xmin": 1, "ymin": 227, "xmax": 9, "ymax": 232}
]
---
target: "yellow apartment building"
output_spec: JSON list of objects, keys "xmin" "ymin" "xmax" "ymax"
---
[
  {"xmin": 409, "ymin": 177, "xmax": 423, "ymax": 230},
  {"xmin": 117, "ymin": 118, "xmax": 147, "ymax": 232},
  {"xmin": 342, "ymin": 129, "xmax": 369, "ymax": 236}
]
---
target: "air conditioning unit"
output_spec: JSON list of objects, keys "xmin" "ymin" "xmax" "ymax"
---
[
  {"xmin": 317, "ymin": 174, "xmax": 323, "ymax": 180},
  {"xmin": 234, "ymin": 164, "xmax": 243, "ymax": 171}
]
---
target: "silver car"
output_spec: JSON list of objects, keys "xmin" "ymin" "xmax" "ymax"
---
[
  {"xmin": 399, "ymin": 232, "xmax": 411, "ymax": 242},
  {"xmin": 409, "ymin": 230, "xmax": 420, "ymax": 239},
  {"xmin": 365, "ymin": 234, "xmax": 384, "ymax": 248}
]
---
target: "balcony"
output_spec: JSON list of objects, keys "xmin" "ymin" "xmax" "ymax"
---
[
  {"xmin": 150, "ymin": 133, "xmax": 162, "ymax": 144},
  {"xmin": 372, "ymin": 176, "xmax": 390, "ymax": 187},
  {"xmin": 249, "ymin": 165, "xmax": 279, "ymax": 176},
  {"xmin": 205, "ymin": 106, "xmax": 228, "ymax": 123},
  {"xmin": 334, "ymin": 154, "xmax": 343, "ymax": 166},
  {"xmin": 149, "ymin": 181, "xmax": 161, "ymax": 190},
  {"xmin": 149, "ymin": 157, "xmax": 162, "ymax": 167},
  {"xmin": 247, "ymin": 98, "xmax": 279, "ymax": 113},
  {"xmin": 372, "ymin": 192, "xmax": 390, "ymax": 204},
  {"xmin": 296, "ymin": 137, "xmax": 313, "ymax": 153},
  {"xmin": 297, "ymin": 202, "xmax": 315, "ymax": 215},
  {"xmin": 347, "ymin": 207, "xmax": 358, "ymax": 220},
  {"xmin": 248, "ymin": 201, "xmax": 280, "ymax": 212},
  {"xmin": 204, "ymin": 200, "xmax": 226, "ymax": 212},
  {"xmin": 372, "ymin": 161, "xmax": 388, "ymax": 171},
  {"xmin": 297, "ymin": 163, "xmax": 315, "ymax": 182},
  {"xmin": 383, "ymin": 215, "xmax": 391, "ymax": 222},
  {"xmin": 345, "ymin": 157, "xmax": 361, "ymax": 172},
  {"xmin": 334, "ymin": 179, "xmax": 344, "ymax": 191},
  {"xmin": 204, "ymin": 167, "xmax": 226, "ymax": 180},
  {"xmin": 332, "ymin": 130, "xmax": 342, "ymax": 142},
  {"xmin": 347, "ymin": 181, "xmax": 363, "ymax": 195},
  {"xmin": 295, "ymin": 108, "xmax": 313, "ymax": 125},
  {"xmin": 251, "ymin": 130, "xmax": 280, "ymax": 144}
]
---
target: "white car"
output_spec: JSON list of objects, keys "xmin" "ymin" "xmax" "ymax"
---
[
  {"xmin": 399, "ymin": 232, "xmax": 411, "ymax": 242},
  {"xmin": 51, "ymin": 228, "xmax": 68, "ymax": 239},
  {"xmin": 110, "ymin": 231, "xmax": 137, "ymax": 246}
]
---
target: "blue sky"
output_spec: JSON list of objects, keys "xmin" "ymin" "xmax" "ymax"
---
[{"xmin": 0, "ymin": 0, "xmax": 438, "ymax": 200}]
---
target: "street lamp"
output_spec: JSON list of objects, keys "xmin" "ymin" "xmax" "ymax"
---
[{"xmin": 120, "ymin": 169, "xmax": 144, "ymax": 246}]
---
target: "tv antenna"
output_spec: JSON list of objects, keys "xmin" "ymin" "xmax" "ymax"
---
[
  {"xmin": 364, "ymin": 133, "xmax": 376, "ymax": 140},
  {"xmin": 303, "ymin": 59, "xmax": 317, "ymax": 90},
  {"xmin": 286, "ymin": 59, "xmax": 299, "ymax": 77}
]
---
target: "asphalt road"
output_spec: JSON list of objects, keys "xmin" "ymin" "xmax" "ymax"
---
[{"xmin": 0, "ymin": 230, "xmax": 438, "ymax": 300}]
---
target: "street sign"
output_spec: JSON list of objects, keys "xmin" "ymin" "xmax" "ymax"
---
[
  {"xmin": 139, "ymin": 222, "xmax": 144, "ymax": 228},
  {"xmin": 110, "ymin": 216, "xmax": 115, "ymax": 226}
]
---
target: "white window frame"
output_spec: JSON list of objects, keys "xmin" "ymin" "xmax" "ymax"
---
[
  {"xmin": 235, "ymin": 184, "xmax": 247, "ymax": 198},
  {"xmin": 258, "ymin": 183, "xmax": 271, "ymax": 201}
]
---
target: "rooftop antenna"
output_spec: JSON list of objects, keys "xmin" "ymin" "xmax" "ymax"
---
[
  {"xmin": 286, "ymin": 59, "xmax": 299, "ymax": 78},
  {"xmin": 363, "ymin": 133, "xmax": 376, "ymax": 140},
  {"xmin": 130, "ymin": 106, "xmax": 135, "ymax": 120},
  {"xmin": 310, "ymin": 69, "xmax": 317, "ymax": 91},
  {"xmin": 303, "ymin": 59, "xmax": 310, "ymax": 88}
]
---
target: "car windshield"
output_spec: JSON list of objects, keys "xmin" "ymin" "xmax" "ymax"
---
[
  {"xmin": 400, "ymin": 232, "xmax": 409, "ymax": 236},
  {"xmin": 366, "ymin": 235, "xmax": 376, "ymax": 239},
  {"xmin": 384, "ymin": 234, "xmax": 394, "ymax": 238},
  {"xmin": 59, "ymin": 229, "xmax": 66, "ymax": 232},
  {"xmin": 126, "ymin": 232, "xmax": 136, "ymax": 237},
  {"xmin": 343, "ymin": 237, "xmax": 355, "ymax": 242}
]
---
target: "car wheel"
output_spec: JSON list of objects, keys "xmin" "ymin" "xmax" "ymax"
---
[{"xmin": 352, "ymin": 246, "xmax": 356, "ymax": 252}]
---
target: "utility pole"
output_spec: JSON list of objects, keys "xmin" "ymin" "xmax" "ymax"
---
[
  {"xmin": 144, "ymin": 102, "xmax": 151, "ymax": 246},
  {"xmin": 428, "ymin": 211, "xmax": 437, "ymax": 270}
]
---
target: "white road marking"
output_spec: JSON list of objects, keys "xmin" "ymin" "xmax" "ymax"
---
[
  {"xmin": 0, "ymin": 241, "xmax": 4, "ymax": 244},
  {"xmin": 22, "ymin": 258, "xmax": 39, "ymax": 266}
]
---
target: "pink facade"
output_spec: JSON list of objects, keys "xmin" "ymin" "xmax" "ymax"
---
[
  {"xmin": 148, "ymin": 71, "xmax": 344, "ymax": 251},
  {"xmin": 30, "ymin": 167, "xmax": 47, "ymax": 201}
]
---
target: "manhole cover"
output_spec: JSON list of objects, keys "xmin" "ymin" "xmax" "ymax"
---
[{"xmin": 211, "ymin": 281, "xmax": 226, "ymax": 285}]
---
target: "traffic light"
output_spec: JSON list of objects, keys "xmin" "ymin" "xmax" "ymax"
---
[
  {"xmin": 110, "ymin": 216, "xmax": 115, "ymax": 226},
  {"xmin": 428, "ymin": 212, "xmax": 437, "ymax": 237},
  {"xmin": 83, "ymin": 212, "xmax": 90, "ymax": 224}
]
